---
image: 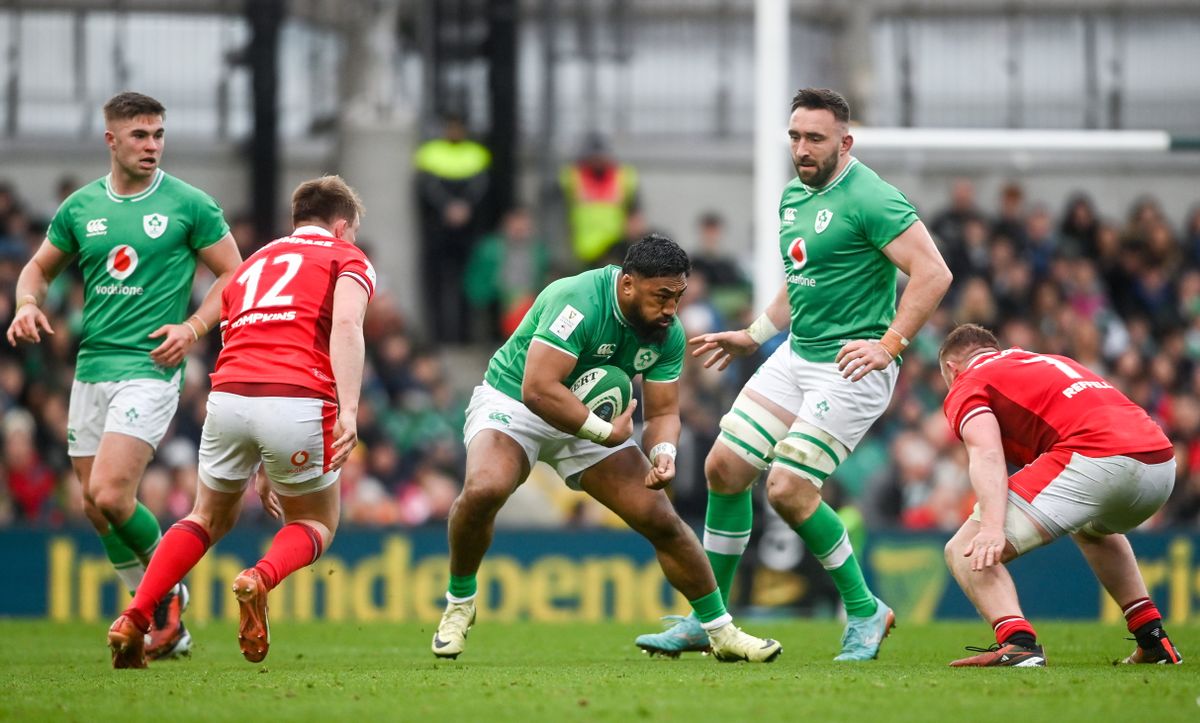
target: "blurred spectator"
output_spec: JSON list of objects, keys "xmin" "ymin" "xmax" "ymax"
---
[
  {"xmin": 993, "ymin": 182, "xmax": 1027, "ymax": 248},
  {"xmin": 414, "ymin": 113, "xmax": 492, "ymax": 344},
  {"xmin": 463, "ymin": 205, "xmax": 550, "ymax": 340},
  {"xmin": 3, "ymin": 409, "xmax": 56, "ymax": 522},
  {"xmin": 559, "ymin": 133, "xmax": 640, "ymax": 267},
  {"xmin": 1059, "ymin": 193, "xmax": 1100, "ymax": 259},
  {"xmin": 930, "ymin": 178, "xmax": 985, "ymax": 252},
  {"xmin": 689, "ymin": 211, "xmax": 752, "ymax": 320}
]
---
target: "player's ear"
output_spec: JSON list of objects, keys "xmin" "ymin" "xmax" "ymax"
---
[
  {"xmin": 332, "ymin": 217, "xmax": 348, "ymax": 239},
  {"xmin": 620, "ymin": 273, "xmax": 635, "ymax": 295}
]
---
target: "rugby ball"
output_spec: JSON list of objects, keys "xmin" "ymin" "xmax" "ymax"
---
[{"xmin": 569, "ymin": 365, "xmax": 632, "ymax": 422}]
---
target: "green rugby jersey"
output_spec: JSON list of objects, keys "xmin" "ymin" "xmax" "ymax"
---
[
  {"xmin": 484, "ymin": 265, "xmax": 685, "ymax": 401},
  {"xmin": 777, "ymin": 157, "xmax": 918, "ymax": 362},
  {"xmin": 47, "ymin": 169, "xmax": 230, "ymax": 382}
]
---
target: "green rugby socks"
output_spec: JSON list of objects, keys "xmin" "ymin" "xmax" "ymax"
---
[
  {"xmin": 793, "ymin": 501, "xmax": 877, "ymax": 618},
  {"xmin": 702, "ymin": 489, "xmax": 753, "ymax": 606}
]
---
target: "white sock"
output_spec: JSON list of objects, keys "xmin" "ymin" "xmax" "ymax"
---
[
  {"xmin": 446, "ymin": 592, "xmax": 476, "ymax": 605},
  {"xmin": 114, "ymin": 563, "xmax": 146, "ymax": 596},
  {"xmin": 699, "ymin": 613, "xmax": 733, "ymax": 631}
]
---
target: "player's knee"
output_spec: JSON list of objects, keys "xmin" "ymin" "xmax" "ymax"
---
[
  {"xmin": 637, "ymin": 507, "xmax": 690, "ymax": 548},
  {"xmin": 704, "ymin": 444, "xmax": 756, "ymax": 494},
  {"xmin": 90, "ymin": 485, "xmax": 135, "ymax": 523},
  {"xmin": 943, "ymin": 537, "xmax": 959, "ymax": 567},
  {"xmin": 765, "ymin": 472, "xmax": 819, "ymax": 512},
  {"xmin": 454, "ymin": 477, "xmax": 513, "ymax": 518}
]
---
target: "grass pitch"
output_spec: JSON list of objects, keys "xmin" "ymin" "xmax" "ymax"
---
[{"xmin": 0, "ymin": 619, "xmax": 1196, "ymax": 722}]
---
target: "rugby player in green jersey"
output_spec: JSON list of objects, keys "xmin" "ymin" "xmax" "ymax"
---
[
  {"xmin": 433, "ymin": 235, "xmax": 781, "ymax": 662},
  {"xmin": 6, "ymin": 92, "xmax": 242, "ymax": 660},
  {"xmin": 636, "ymin": 88, "xmax": 952, "ymax": 661}
]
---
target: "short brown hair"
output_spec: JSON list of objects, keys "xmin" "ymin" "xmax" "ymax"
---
[
  {"xmin": 103, "ymin": 92, "xmax": 166, "ymax": 123},
  {"xmin": 939, "ymin": 323, "xmax": 1000, "ymax": 362},
  {"xmin": 291, "ymin": 175, "xmax": 364, "ymax": 226},
  {"xmin": 791, "ymin": 88, "xmax": 850, "ymax": 124}
]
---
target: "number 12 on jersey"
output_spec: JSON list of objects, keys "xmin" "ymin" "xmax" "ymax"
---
[{"xmin": 236, "ymin": 253, "xmax": 303, "ymax": 312}]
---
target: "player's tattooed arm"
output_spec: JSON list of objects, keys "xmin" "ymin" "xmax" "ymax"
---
[{"xmin": 6, "ymin": 238, "xmax": 72, "ymax": 346}]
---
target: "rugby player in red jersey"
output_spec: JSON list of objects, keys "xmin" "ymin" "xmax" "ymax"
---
[
  {"xmin": 106, "ymin": 175, "xmax": 375, "ymax": 668},
  {"xmin": 939, "ymin": 323, "xmax": 1182, "ymax": 667}
]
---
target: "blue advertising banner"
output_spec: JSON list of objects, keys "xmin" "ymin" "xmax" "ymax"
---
[{"xmin": 0, "ymin": 527, "xmax": 1196, "ymax": 623}]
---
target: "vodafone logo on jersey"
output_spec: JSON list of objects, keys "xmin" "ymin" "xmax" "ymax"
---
[
  {"xmin": 106, "ymin": 245, "xmax": 139, "ymax": 280},
  {"xmin": 787, "ymin": 237, "xmax": 808, "ymax": 270}
]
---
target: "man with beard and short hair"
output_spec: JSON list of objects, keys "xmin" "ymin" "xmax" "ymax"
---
[
  {"xmin": 636, "ymin": 87, "xmax": 953, "ymax": 661},
  {"xmin": 433, "ymin": 234, "xmax": 781, "ymax": 663}
]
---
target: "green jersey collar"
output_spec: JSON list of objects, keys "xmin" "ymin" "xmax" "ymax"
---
[
  {"xmin": 609, "ymin": 266, "xmax": 633, "ymax": 329},
  {"xmin": 800, "ymin": 157, "xmax": 858, "ymax": 196},
  {"xmin": 104, "ymin": 169, "xmax": 165, "ymax": 203}
]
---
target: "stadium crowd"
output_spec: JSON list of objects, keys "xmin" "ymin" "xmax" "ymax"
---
[{"xmin": 2, "ymin": 176, "xmax": 1200, "ymax": 530}]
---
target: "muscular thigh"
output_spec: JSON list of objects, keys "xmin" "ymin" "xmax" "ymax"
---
[
  {"xmin": 464, "ymin": 429, "xmax": 532, "ymax": 494},
  {"xmin": 579, "ymin": 447, "xmax": 676, "ymax": 529}
]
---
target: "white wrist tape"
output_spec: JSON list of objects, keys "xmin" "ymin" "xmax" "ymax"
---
[
  {"xmin": 744, "ymin": 313, "xmax": 781, "ymax": 346},
  {"xmin": 578, "ymin": 412, "xmax": 613, "ymax": 443},
  {"xmin": 648, "ymin": 442, "xmax": 678, "ymax": 461}
]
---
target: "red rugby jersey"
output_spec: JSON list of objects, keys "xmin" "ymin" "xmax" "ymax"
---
[
  {"xmin": 942, "ymin": 347, "xmax": 1170, "ymax": 467},
  {"xmin": 210, "ymin": 227, "xmax": 375, "ymax": 401}
]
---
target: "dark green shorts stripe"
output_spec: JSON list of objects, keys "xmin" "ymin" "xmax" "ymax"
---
[
  {"xmin": 732, "ymin": 408, "xmax": 778, "ymax": 447},
  {"xmin": 774, "ymin": 456, "xmax": 829, "ymax": 481},
  {"xmin": 786, "ymin": 431, "xmax": 842, "ymax": 467},
  {"xmin": 719, "ymin": 431, "xmax": 769, "ymax": 464}
]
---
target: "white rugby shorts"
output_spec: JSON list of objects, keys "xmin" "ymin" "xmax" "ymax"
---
[
  {"xmin": 743, "ymin": 341, "xmax": 898, "ymax": 451},
  {"xmin": 68, "ymin": 372, "xmax": 182, "ymax": 456},
  {"xmin": 462, "ymin": 383, "xmax": 638, "ymax": 489},
  {"xmin": 198, "ymin": 392, "xmax": 340, "ymax": 497},
  {"xmin": 972, "ymin": 451, "xmax": 1176, "ymax": 555}
]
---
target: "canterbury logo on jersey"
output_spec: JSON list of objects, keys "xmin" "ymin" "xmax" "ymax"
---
[{"xmin": 86, "ymin": 218, "xmax": 108, "ymax": 237}]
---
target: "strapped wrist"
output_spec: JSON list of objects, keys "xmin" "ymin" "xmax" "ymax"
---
[
  {"xmin": 648, "ymin": 442, "xmax": 677, "ymax": 461},
  {"xmin": 744, "ymin": 313, "xmax": 781, "ymax": 346},
  {"xmin": 879, "ymin": 327, "xmax": 910, "ymax": 359},
  {"xmin": 577, "ymin": 412, "xmax": 613, "ymax": 443},
  {"xmin": 16, "ymin": 294, "xmax": 38, "ymax": 311}
]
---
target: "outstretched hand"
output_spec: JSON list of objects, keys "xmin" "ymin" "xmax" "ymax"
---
[
  {"xmin": 6, "ymin": 304, "xmax": 54, "ymax": 346},
  {"xmin": 689, "ymin": 330, "xmax": 760, "ymax": 372}
]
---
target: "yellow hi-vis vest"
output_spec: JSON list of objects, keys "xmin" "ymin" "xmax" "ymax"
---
[
  {"xmin": 414, "ymin": 139, "xmax": 492, "ymax": 180},
  {"xmin": 560, "ymin": 163, "xmax": 638, "ymax": 263}
]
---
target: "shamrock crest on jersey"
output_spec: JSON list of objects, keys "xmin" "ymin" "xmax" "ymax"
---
[
  {"xmin": 143, "ymin": 213, "xmax": 169, "ymax": 239},
  {"xmin": 815, "ymin": 208, "xmax": 833, "ymax": 233}
]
